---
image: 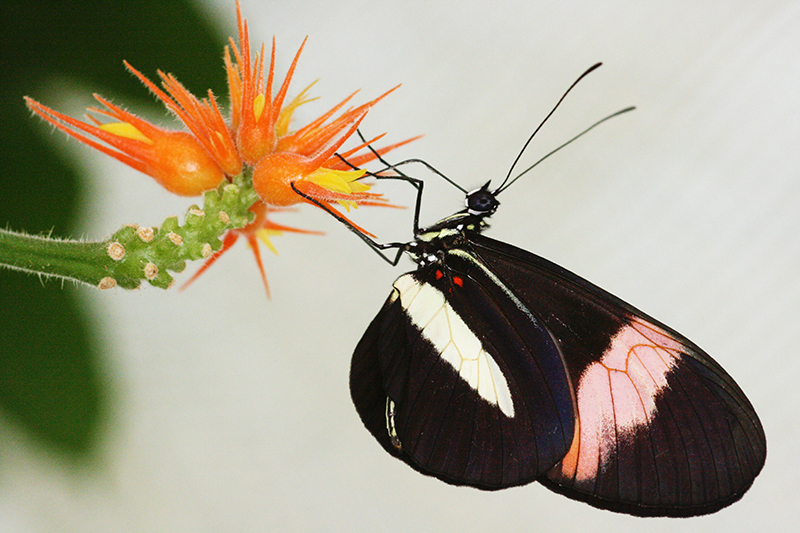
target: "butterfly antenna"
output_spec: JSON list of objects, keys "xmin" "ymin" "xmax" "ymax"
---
[
  {"xmin": 494, "ymin": 62, "xmax": 602, "ymax": 194},
  {"xmin": 495, "ymin": 105, "xmax": 635, "ymax": 194}
]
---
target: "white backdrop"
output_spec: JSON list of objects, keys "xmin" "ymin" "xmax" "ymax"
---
[{"xmin": 3, "ymin": 1, "xmax": 799, "ymax": 531}]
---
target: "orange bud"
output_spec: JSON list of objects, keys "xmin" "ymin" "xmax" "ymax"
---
[
  {"xmin": 141, "ymin": 131, "xmax": 226, "ymax": 196},
  {"xmin": 25, "ymin": 97, "xmax": 225, "ymax": 197},
  {"xmin": 252, "ymin": 152, "xmax": 311, "ymax": 207}
]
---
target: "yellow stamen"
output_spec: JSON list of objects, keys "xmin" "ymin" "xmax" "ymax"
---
[
  {"xmin": 336, "ymin": 199, "xmax": 358, "ymax": 212},
  {"xmin": 214, "ymin": 130, "xmax": 226, "ymax": 148},
  {"xmin": 346, "ymin": 179, "xmax": 371, "ymax": 193},
  {"xmin": 306, "ymin": 167, "xmax": 368, "ymax": 195},
  {"xmin": 275, "ymin": 81, "xmax": 320, "ymax": 137},
  {"xmin": 99, "ymin": 122, "xmax": 153, "ymax": 144},
  {"xmin": 255, "ymin": 227, "xmax": 283, "ymax": 255},
  {"xmin": 253, "ymin": 93, "xmax": 266, "ymax": 123}
]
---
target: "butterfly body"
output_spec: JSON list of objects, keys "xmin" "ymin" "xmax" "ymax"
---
[{"xmin": 350, "ymin": 186, "xmax": 766, "ymax": 516}]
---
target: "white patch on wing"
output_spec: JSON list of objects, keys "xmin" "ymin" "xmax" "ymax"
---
[
  {"xmin": 393, "ymin": 274, "xmax": 515, "ymax": 417},
  {"xmin": 552, "ymin": 318, "xmax": 682, "ymax": 483}
]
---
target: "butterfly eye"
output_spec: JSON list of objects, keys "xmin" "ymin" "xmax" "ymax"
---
[{"xmin": 466, "ymin": 189, "xmax": 499, "ymax": 215}]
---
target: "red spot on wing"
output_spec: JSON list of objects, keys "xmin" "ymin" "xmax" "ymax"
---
[{"xmin": 453, "ymin": 276, "xmax": 464, "ymax": 287}]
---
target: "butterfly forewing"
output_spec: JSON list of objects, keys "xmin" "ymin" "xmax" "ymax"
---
[
  {"xmin": 467, "ymin": 232, "xmax": 766, "ymax": 516},
  {"xmin": 351, "ymin": 250, "xmax": 576, "ymax": 489}
]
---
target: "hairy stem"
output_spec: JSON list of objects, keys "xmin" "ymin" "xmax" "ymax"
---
[{"xmin": 0, "ymin": 173, "xmax": 259, "ymax": 289}]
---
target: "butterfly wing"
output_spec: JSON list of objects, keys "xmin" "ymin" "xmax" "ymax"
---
[
  {"xmin": 467, "ymin": 232, "xmax": 766, "ymax": 516},
  {"xmin": 350, "ymin": 253, "xmax": 576, "ymax": 489}
]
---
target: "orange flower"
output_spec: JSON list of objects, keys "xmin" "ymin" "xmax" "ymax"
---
[{"xmin": 25, "ymin": 0, "xmax": 418, "ymax": 294}]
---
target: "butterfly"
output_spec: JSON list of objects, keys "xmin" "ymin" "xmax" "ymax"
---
[{"xmin": 302, "ymin": 64, "xmax": 766, "ymax": 517}]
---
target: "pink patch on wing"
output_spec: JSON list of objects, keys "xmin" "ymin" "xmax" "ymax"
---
[{"xmin": 551, "ymin": 318, "xmax": 684, "ymax": 486}]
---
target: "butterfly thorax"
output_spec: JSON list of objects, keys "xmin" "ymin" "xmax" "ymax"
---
[{"xmin": 404, "ymin": 211, "xmax": 490, "ymax": 267}]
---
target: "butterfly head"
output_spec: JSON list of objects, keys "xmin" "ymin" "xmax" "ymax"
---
[{"xmin": 465, "ymin": 182, "xmax": 500, "ymax": 217}]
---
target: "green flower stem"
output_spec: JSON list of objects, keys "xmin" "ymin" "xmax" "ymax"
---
[
  {"xmin": 0, "ymin": 230, "xmax": 114, "ymax": 286},
  {"xmin": 0, "ymin": 173, "xmax": 259, "ymax": 290}
]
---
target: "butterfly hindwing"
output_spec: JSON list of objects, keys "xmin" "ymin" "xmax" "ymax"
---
[
  {"xmin": 467, "ymin": 232, "xmax": 766, "ymax": 516},
  {"xmin": 351, "ymin": 251, "xmax": 576, "ymax": 489}
]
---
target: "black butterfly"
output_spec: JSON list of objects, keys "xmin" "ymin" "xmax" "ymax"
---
[{"xmin": 300, "ymin": 64, "xmax": 766, "ymax": 517}]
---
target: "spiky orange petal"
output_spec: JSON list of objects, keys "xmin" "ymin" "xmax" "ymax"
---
[
  {"xmin": 330, "ymin": 134, "xmax": 424, "ymax": 170},
  {"xmin": 244, "ymin": 233, "xmax": 271, "ymax": 298}
]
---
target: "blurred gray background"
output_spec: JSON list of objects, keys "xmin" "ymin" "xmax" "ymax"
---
[{"xmin": 1, "ymin": 0, "xmax": 798, "ymax": 531}]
